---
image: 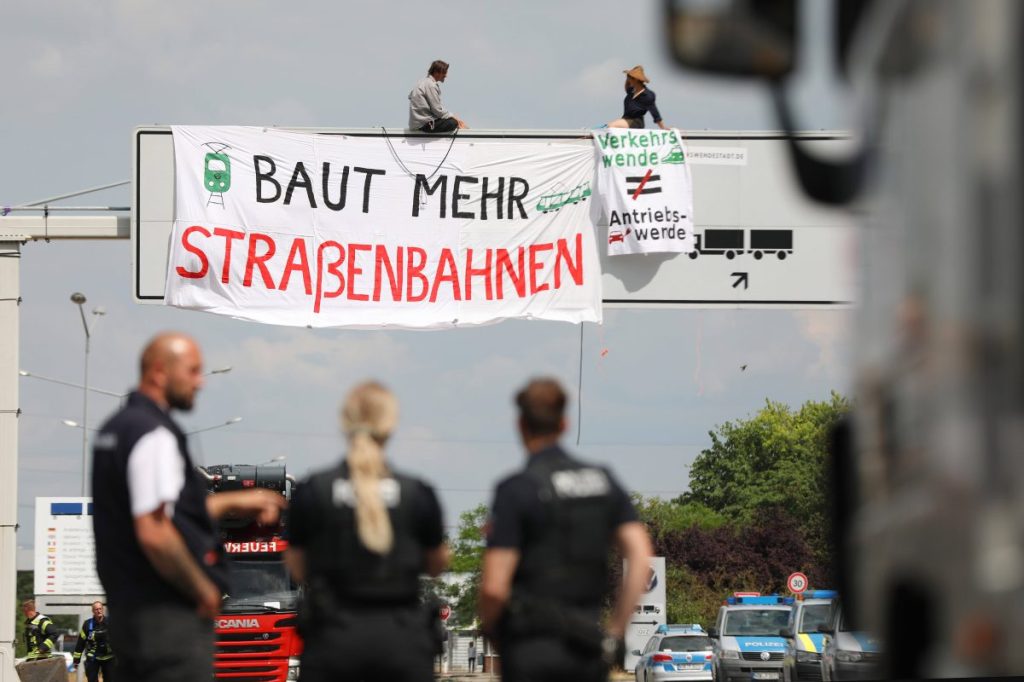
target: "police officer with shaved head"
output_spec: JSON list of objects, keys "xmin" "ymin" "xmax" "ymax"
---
[
  {"xmin": 480, "ymin": 378, "xmax": 654, "ymax": 682},
  {"xmin": 92, "ymin": 332, "xmax": 285, "ymax": 681}
]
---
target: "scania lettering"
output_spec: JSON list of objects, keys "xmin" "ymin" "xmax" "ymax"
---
[
  {"xmin": 203, "ymin": 463, "xmax": 302, "ymax": 682},
  {"xmin": 217, "ymin": 618, "xmax": 260, "ymax": 630}
]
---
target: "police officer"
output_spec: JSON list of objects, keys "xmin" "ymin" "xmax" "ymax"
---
[
  {"xmin": 72, "ymin": 601, "xmax": 114, "ymax": 680},
  {"xmin": 286, "ymin": 381, "xmax": 450, "ymax": 682},
  {"xmin": 92, "ymin": 332, "xmax": 285, "ymax": 681},
  {"xmin": 21, "ymin": 599, "xmax": 54, "ymax": 661},
  {"xmin": 479, "ymin": 378, "xmax": 653, "ymax": 682}
]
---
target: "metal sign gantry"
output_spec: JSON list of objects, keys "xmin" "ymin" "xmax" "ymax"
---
[{"xmin": 0, "ymin": 212, "xmax": 126, "ymax": 681}]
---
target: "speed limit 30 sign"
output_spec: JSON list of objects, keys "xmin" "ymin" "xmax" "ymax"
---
[{"xmin": 787, "ymin": 572, "xmax": 809, "ymax": 594}]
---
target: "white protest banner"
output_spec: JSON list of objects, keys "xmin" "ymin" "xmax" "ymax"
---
[
  {"xmin": 592, "ymin": 128, "xmax": 695, "ymax": 256},
  {"xmin": 167, "ymin": 126, "xmax": 602, "ymax": 328}
]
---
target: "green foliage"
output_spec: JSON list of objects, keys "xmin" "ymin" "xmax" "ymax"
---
[
  {"xmin": 424, "ymin": 503, "xmax": 488, "ymax": 628},
  {"xmin": 15, "ymin": 571, "xmax": 31, "ymax": 657},
  {"xmin": 632, "ymin": 496, "xmax": 726, "ymax": 543},
  {"xmin": 625, "ymin": 393, "xmax": 848, "ymax": 627},
  {"xmin": 664, "ymin": 566, "xmax": 722, "ymax": 628},
  {"xmin": 682, "ymin": 392, "xmax": 848, "ymax": 565}
]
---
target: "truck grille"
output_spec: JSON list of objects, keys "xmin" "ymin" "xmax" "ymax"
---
[
  {"xmin": 218, "ymin": 632, "xmax": 281, "ymax": 642},
  {"xmin": 741, "ymin": 652, "xmax": 784, "ymax": 662}
]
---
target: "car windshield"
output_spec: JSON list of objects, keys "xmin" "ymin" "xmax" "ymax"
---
[
  {"xmin": 221, "ymin": 558, "xmax": 298, "ymax": 613},
  {"xmin": 723, "ymin": 609, "xmax": 790, "ymax": 636},
  {"xmin": 799, "ymin": 604, "xmax": 832, "ymax": 633},
  {"xmin": 660, "ymin": 636, "xmax": 712, "ymax": 651}
]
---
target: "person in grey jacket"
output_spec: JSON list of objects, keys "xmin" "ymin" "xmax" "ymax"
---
[{"xmin": 408, "ymin": 60, "xmax": 467, "ymax": 133}]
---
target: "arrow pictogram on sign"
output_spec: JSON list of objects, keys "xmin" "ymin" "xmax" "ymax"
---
[{"xmin": 731, "ymin": 272, "xmax": 749, "ymax": 289}]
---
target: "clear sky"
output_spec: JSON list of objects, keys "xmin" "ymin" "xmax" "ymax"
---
[{"xmin": 2, "ymin": 0, "xmax": 852, "ymax": 569}]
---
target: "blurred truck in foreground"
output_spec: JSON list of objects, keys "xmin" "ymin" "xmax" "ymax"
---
[{"xmin": 665, "ymin": 0, "xmax": 1024, "ymax": 677}]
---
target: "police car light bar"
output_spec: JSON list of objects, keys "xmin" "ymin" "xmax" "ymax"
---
[
  {"xmin": 726, "ymin": 595, "xmax": 795, "ymax": 605},
  {"xmin": 802, "ymin": 590, "xmax": 838, "ymax": 600},
  {"xmin": 656, "ymin": 624, "xmax": 705, "ymax": 634}
]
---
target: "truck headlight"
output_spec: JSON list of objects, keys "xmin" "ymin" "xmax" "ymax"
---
[
  {"xmin": 721, "ymin": 650, "xmax": 739, "ymax": 659},
  {"xmin": 287, "ymin": 657, "xmax": 301, "ymax": 680},
  {"xmin": 796, "ymin": 651, "xmax": 821, "ymax": 663},
  {"xmin": 835, "ymin": 650, "xmax": 862, "ymax": 663}
]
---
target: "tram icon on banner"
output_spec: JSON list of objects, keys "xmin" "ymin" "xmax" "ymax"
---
[
  {"xmin": 202, "ymin": 142, "xmax": 232, "ymax": 208},
  {"xmin": 536, "ymin": 180, "xmax": 591, "ymax": 214}
]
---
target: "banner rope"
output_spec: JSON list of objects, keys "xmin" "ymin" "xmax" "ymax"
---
[{"xmin": 380, "ymin": 127, "xmax": 459, "ymax": 181}]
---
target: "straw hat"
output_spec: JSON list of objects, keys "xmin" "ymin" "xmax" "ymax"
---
[{"xmin": 624, "ymin": 65, "xmax": 650, "ymax": 83}]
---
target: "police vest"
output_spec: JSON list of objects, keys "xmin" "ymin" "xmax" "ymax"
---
[
  {"xmin": 92, "ymin": 392, "xmax": 227, "ymax": 610},
  {"xmin": 512, "ymin": 451, "xmax": 618, "ymax": 608},
  {"xmin": 305, "ymin": 466, "xmax": 423, "ymax": 605}
]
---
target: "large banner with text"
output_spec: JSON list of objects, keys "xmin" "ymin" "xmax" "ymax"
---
[
  {"xmin": 592, "ymin": 128, "xmax": 695, "ymax": 256},
  {"xmin": 167, "ymin": 126, "xmax": 602, "ymax": 328}
]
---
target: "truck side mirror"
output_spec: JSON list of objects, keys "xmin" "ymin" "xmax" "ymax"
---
[
  {"xmin": 779, "ymin": 627, "xmax": 795, "ymax": 638},
  {"xmin": 631, "ymin": 649, "xmax": 642, "ymax": 656},
  {"xmin": 663, "ymin": 0, "xmax": 797, "ymax": 79},
  {"xmin": 708, "ymin": 627, "xmax": 719, "ymax": 638}
]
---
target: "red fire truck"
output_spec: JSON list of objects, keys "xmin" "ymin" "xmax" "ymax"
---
[{"xmin": 202, "ymin": 464, "xmax": 303, "ymax": 681}]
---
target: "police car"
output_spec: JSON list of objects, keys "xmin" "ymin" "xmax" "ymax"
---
[
  {"xmin": 709, "ymin": 594, "xmax": 794, "ymax": 682},
  {"xmin": 633, "ymin": 624, "xmax": 714, "ymax": 682},
  {"xmin": 780, "ymin": 590, "xmax": 838, "ymax": 682},
  {"xmin": 819, "ymin": 604, "xmax": 882, "ymax": 681}
]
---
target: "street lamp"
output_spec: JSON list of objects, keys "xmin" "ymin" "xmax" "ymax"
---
[
  {"xmin": 187, "ymin": 416, "xmax": 243, "ymax": 436},
  {"xmin": 70, "ymin": 292, "xmax": 105, "ymax": 497},
  {"xmin": 19, "ymin": 370, "xmax": 126, "ymax": 398},
  {"xmin": 61, "ymin": 419, "xmax": 98, "ymax": 432}
]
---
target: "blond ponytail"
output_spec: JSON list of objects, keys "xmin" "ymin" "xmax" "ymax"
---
[{"xmin": 341, "ymin": 382, "xmax": 399, "ymax": 555}]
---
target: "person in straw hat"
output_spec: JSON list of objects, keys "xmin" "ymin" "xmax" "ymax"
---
[{"xmin": 608, "ymin": 65, "xmax": 670, "ymax": 130}]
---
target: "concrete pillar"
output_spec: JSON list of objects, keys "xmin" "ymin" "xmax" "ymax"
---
[{"xmin": 0, "ymin": 242, "xmax": 21, "ymax": 682}]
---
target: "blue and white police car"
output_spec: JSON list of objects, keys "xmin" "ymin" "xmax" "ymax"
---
[
  {"xmin": 633, "ymin": 624, "xmax": 714, "ymax": 682},
  {"xmin": 781, "ymin": 590, "xmax": 838, "ymax": 682},
  {"xmin": 709, "ymin": 594, "xmax": 794, "ymax": 682},
  {"xmin": 820, "ymin": 604, "xmax": 882, "ymax": 681}
]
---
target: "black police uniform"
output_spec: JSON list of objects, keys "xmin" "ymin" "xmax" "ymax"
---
[
  {"xmin": 73, "ymin": 616, "xmax": 115, "ymax": 681},
  {"xmin": 92, "ymin": 391, "xmax": 228, "ymax": 681},
  {"xmin": 488, "ymin": 444, "xmax": 638, "ymax": 682},
  {"xmin": 289, "ymin": 461, "xmax": 444, "ymax": 682}
]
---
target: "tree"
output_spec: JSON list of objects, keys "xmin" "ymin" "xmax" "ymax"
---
[
  {"xmin": 420, "ymin": 503, "xmax": 488, "ymax": 628},
  {"xmin": 682, "ymin": 392, "xmax": 849, "ymax": 567}
]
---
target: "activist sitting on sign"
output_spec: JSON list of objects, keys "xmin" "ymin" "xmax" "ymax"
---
[
  {"xmin": 607, "ymin": 65, "xmax": 669, "ymax": 130},
  {"xmin": 408, "ymin": 60, "xmax": 468, "ymax": 133}
]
